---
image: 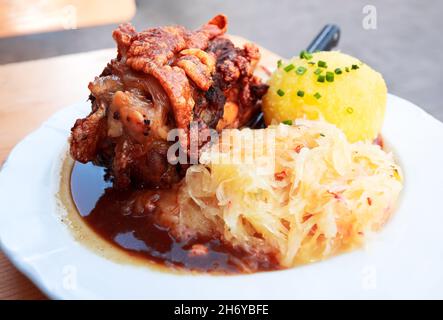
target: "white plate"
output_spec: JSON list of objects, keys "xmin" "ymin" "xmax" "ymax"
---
[{"xmin": 1, "ymin": 94, "xmax": 443, "ymax": 299}]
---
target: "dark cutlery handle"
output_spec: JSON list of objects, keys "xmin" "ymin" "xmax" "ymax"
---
[{"xmin": 306, "ymin": 24, "xmax": 341, "ymax": 53}]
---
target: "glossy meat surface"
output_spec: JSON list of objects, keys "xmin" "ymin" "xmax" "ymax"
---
[{"xmin": 70, "ymin": 15, "xmax": 268, "ymax": 188}]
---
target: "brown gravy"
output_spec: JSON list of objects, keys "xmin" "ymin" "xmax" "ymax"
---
[
  {"xmin": 66, "ymin": 134, "xmax": 388, "ymax": 274},
  {"xmin": 69, "ymin": 161, "xmax": 279, "ymax": 273}
]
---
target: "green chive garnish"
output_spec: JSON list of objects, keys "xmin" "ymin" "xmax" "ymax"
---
[
  {"xmin": 314, "ymin": 92, "xmax": 322, "ymax": 99},
  {"xmin": 308, "ymin": 61, "xmax": 316, "ymax": 65},
  {"xmin": 345, "ymin": 67, "xmax": 350, "ymax": 72},
  {"xmin": 318, "ymin": 60, "xmax": 327, "ymax": 68},
  {"xmin": 284, "ymin": 64, "xmax": 295, "ymax": 72},
  {"xmin": 334, "ymin": 68, "xmax": 342, "ymax": 75},
  {"xmin": 277, "ymin": 60, "xmax": 283, "ymax": 68},
  {"xmin": 314, "ymin": 68, "xmax": 322, "ymax": 75},
  {"xmin": 320, "ymin": 133, "xmax": 326, "ymax": 137},
  {"xmin": 299, "ymin": 50, "xmax": 313, "ymax": 60},
  {"xmin": 277, "ymin": 89, "xmax": 285, "ymax": 97},
  {"xmin": 282, "ymin": 120, "xmax": 293, "ymax": 125},
  {"xmin": 317, "ymin": 75, "xmax": 325, "ymax": 83},
  {"xmin": 297, "ymin": 90, "xmax": 305, "ymax": 97},
  {"xmin": 296, "ymin": 66, "xmax": 307, "ymax": 75},
  {"xmin": 346, "ymin": 107, "xmax": 354, "ymax": 114},
  {"xmin": 351, "ymin": 64, "xmax": 359, "ymax": 70},
  {"xmin": 326, "ymin": 71, "xmax": 334, "ymax": 82}
]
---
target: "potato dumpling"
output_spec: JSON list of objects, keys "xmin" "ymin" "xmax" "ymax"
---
[{"xmin": 262, "ymin": 51, "xmax": 387, "ymax": 142}]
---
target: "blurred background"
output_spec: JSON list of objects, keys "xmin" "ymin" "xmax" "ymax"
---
[{"xmin": 0, "ymin": 0, "xmax": 442, "ymax": 119}]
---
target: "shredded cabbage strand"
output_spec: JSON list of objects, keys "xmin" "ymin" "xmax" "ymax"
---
[{"xmin": 179, "ymin": 120, "xmax": 403, "ymax": 267}]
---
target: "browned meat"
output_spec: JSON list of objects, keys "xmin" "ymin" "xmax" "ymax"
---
[
  {"xmin": 113, "ymin": 15, "xmax": 227, "ymax": 136},
  {"xmin": 70, "ymin": 102, "xmax": 107, "ymax": 163},
  {"xmin": 208, "ymin": 37, "xmax": 269, "ymax": 129},
  {"xmin": 70, "ymin": 15, "xmax": 268, "ymax": 189}
]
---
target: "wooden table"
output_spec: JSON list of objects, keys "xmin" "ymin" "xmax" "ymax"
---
[
  {"xmin": 0, "ymin": 36, "xmax": 279, "ymax": 299},
  {"xmin": 0, "ymin": 48, "xmax": 116, "ymax": 300},
  {"xmin": 0, "ymin": 0, "xmax": 135, "ymax": 38}
]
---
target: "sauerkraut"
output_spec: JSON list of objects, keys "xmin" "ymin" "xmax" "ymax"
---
[{"xmin": 178, "ymin": 120, "xmax": 403, "ymax": 268}]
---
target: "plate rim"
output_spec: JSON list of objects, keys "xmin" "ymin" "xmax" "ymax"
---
[{"xmin": 1, "ymin": 94, "xmax": 443, "ymax": 299}]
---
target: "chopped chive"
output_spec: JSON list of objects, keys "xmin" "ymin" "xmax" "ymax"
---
[
  {"xmin": 334, "ymin": 68, "xmax": 342, "ymax": 75},
  {"xmin": 326, "ymin": 71, "xmax": 334, "ymax": 82},
  {"xmin": 297, "ymin": 90, "xmax": 305, "ymax": 97},
  {"xmin": 296, "ymin": 66, "xmax": 307, "ymax": 75},
  {"xmin": 318, "ymin": 60, "xmax": 327, "ymax": 68},
  {"xmin": 295, "ymin": 67, "xmax": 306, "ymax": 76},
  {"xmin": 284, "ymin": 64, "xmax": 295, "ymax": 72},
  {"xmin": 345, "ymin": 67, "xmax": 350, "ymax": 72},
  {"xmin": 277, "ymin": 89, "xmax": 285, "ymax": 97},
  {"xmin": 308, "ymin": 61, "xmax": 316, "ymax": 65},
  {"xmin": 320, "ymin": 133, "xmax": 326, "ymax": 137},
  {"xmin": 351, "ymin": 64, "xmax": 359, "ymax": 70},
  {"xmin": 314, "ymin": 68, "xmax": 322, "ymax": 75},
  {"xmin": 314, "ymin": 92, "xmax": 322, "ymax": 99},
  {"xmin": 299, "ymin": 50, "xmax": 313, "ymax": 60},
  {"xmin": 282, "ymin": 120, "xmax": 293, "ymax": 125},
  {"xmin": 346, "ymin": 107, "xmax": 354, "ymax": 114},
  {"xmin": 317, "ymin": 75, "xmax": 325, "ymax": 83},
  {"xmin": 277, "ymin": 59, "xmax": 283, "ymax": 68}
]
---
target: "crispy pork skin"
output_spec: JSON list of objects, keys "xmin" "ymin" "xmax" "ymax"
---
[{"xmin": 70, "ymin": 15, "xmax": 268, "ymax": 189}]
